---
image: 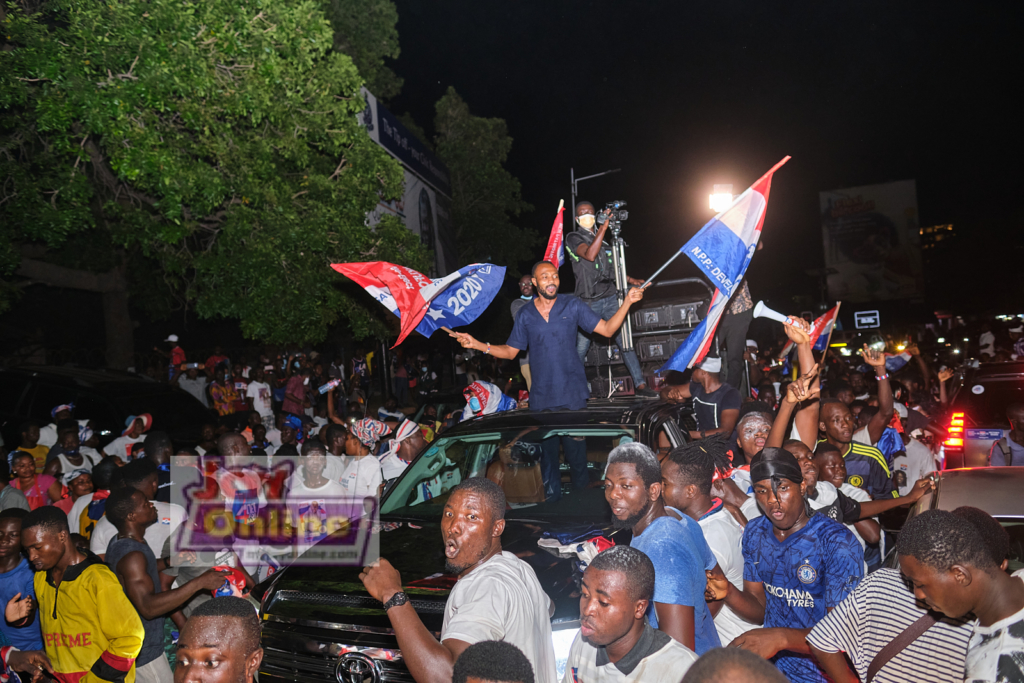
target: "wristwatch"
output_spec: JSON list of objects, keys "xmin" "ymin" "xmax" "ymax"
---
[{"xmin": 382, "ymin": 591, "xmax": 409, "ymax": 611}]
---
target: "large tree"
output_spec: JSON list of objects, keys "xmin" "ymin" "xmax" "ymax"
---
[
  {"xmin": 0, "ymin": 0, "xmax": 428, "ymax": 367},
  {"xmin": 433, "ymin": 87, "xmax": 536, "ymax": 267}
]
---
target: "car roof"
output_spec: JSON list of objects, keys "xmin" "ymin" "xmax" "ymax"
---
[
  {"xmin": 442, "ymin": 397, "xmax": 679, "ymax": 432},
  {"xmin": 969, "ymin": 361, "xmax": 1024, "ymax": 379},
  {"xmin": 936, "ymin": 467, "xmax": 1024, "ymax": 518},
  {"xmin": 1, "ymin": 366, "xmax": 164, "ymax": 393}
]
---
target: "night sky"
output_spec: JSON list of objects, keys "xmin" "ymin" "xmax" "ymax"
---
[{"xmin": 390, "ymin": 1, "xmax": 1021, "ymax": 314}]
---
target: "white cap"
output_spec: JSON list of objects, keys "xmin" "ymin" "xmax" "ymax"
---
[
  {"xmin": 746, "ymin": 339, "xmax": 758, "ymax": 350},
  {"xmin": 164, "ymin": 334, "xmax": 179, "ymax": 343},
  {"xmin": 698, "ymin": 356, "xmax": 722, "ymax": 373},
  {"xmin": 1010, "ymin": 325, "xmax": 1023, "ymax": 334},
  {"xmin": 894, "ymin": 403, "xmax": 908, "ymax": 419}
]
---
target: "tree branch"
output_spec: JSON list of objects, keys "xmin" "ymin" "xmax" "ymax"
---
[{"xmin": 17, "ymin": 257, "xmax": 125, "ymax": 293}]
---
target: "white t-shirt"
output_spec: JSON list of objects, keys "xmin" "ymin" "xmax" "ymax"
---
[
  {"xmin": 103, "ymin": 435, "xmax": 147, "ymax": 462},
  {"xmin": 562, "ymin": 623, "xmax": 697, "ymax": 683},
  {"xmin": 852, "ymin": 425, "xmax": 873, "ymax": 446},
  {"xmin": 266, "ymin": 428, "xmax": 283, "ymax": 448},
  {"xmin": 698, "ymin": 505, "xmax": 757, "ymax": 643},
  {"xmin": 966, "ymin": 572, "xmax": 1024, "ymax": 682},
  {"xmin": 892, "ymin": 438, "xmax": 934, "ymax": 497},
  {"xmin": 286, "ymin": 454, "xmax": 345, "ymax": 490},
  {"xmin": 67, "ymin": 492, "xmax": 95, "ymax": 535},
  {"xmin": 55, "ymin": 450, "xmax": 102, "ymax": 476},
  {"xmin": 337, "ymin": 455, "xmax": 383, "ymax": 499},
  {"xmin": 729, "ymin": 468, "xmax": 762, "ymax": 521},
  {"xmin": 286, "ymin": 477, "xmax": 346, "ymax": 549},
  {"xmin": 442, "ymin": 551, "xmax": 557, "ymax": 683},
  {"xmin": 38, "ymin": 419, "xmax": 90, "ymax": 449},
  {"xmin": 246, "ymin": 381, "xmax": 274, "ymax": 417},
  {"xmin": 91, "ymin": 501, "xmax": 186, "ymax": 559}
]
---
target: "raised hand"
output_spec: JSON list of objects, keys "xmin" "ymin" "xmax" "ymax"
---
[
  {"xmin": 783, "ymin": 318, "xmax": 811, "ymax": 346},
  {"xmin": 626, "ymin": 283, "xmax": 650, "ymax": 304},
  {"xmin": 862, "ymin": 344, "xmax": 886, "ymax": 369},
  {"xmin": 938, "ymin": 367, "xmax": 954, "ymax": 383},
  {"xmin": 448, "ymin": 330, "xmax": 479, "ymax": 350}
]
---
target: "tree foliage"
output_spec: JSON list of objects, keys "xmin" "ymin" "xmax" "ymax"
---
[
  {"xmin": 0, "ymin": 0, "xmax": 429, "ymax": 350},
  {"xmin": 432, "ymin": 87, "xmax": 536, "ymax": 267},
  {"xmin": 323, "ymin": 0, "xmax": 403, "ymax": 102}
]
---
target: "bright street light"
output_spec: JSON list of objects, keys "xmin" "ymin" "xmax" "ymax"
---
[{"xmin": 709, "ymin": 184, "xmax": 733, "ymax": 213}]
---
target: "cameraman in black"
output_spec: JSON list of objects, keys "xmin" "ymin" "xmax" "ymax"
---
[{"xmin": 565, "ymin": 201, "xmax": 655, "ymax": 397}]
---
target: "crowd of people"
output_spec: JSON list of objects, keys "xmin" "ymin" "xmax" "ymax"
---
[{"xmin": 3, "ymin": 248, "xmax": 1024, "ymax": 683}]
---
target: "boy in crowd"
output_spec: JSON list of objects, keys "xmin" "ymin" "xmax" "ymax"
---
[
  {"xmin": 604, "ymin": 443, "xmax": 721, "ymax": 654},
  {"xmin": 0, "ymin": 509, "xmax": 42, "ymax": 652},
  {"xmin": 710, "ymin": 448, "xmax": 863, "ymax": 681},
  {"xmin": 21, "ymin": 507, "xmax": 144, "ymax": 683},
  {"xmin": 174, "ymin": 597, "xmax": 264, "ymax": 683},
  {"xmin": 897, "ymin": 509, "xmax": 1024, "ymax": 682},
  {"xmin": 563, "ymin": 546, "xmax": 698, "ymax": 683}
]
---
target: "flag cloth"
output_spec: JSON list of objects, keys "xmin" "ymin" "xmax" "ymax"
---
[
  {"xmin": 660, "ymin": 156, "xmax": 790, "ymax": 372},
  {"xmin": 331, "ymin": 261, "xmax": 505, "ymax": 346},
  {"xmin": 543, "ymin": 200, "xmax": 565, "ymax": 267},
  {"xmin": 777, "ymin": 303, "xmax": 840, "ymax": 358}
]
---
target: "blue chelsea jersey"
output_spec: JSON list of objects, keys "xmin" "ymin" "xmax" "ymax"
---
[{"xmin": 743, "ymin": 512, "xmax": 863, "ymax": 682}]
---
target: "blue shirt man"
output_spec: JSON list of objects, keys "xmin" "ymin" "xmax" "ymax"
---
[
  {"xmin": 0, "ymin": 515, "xmax": 43, "ymax": 651},
  {"xmin": 450, "ymin": 261, "xmax": 646, "ymax": 412}
]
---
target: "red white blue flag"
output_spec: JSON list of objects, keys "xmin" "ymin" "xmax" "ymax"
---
[
  {"xmin": 661, "ymin": 157, "xmax": 790, "ymax": 371},
  {"xmin": 778, "ymin": 303, "xmax": 841, "ymax": 358},
  {"xmin": 543, "ymin": 200, "xmax": 565, "ymax": 268}
]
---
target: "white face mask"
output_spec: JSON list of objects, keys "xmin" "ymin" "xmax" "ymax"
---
[
  {"xmin": 303, "ymin": 377, "xmax": 310, "ymax": 386},
  {"xmin": 577, "ymin": 214, "xmax": 596, "ymax": 230}
]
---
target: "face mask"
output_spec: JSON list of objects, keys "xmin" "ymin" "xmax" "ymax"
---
[
  {"xmin": 303, "ymin": 377, "xmax": 310, "ymax": 386},
  {"xmin": 421, "ymin": 366, "xmax": 428, "ymax": 372},
  {"xmin": 469, "ymin": 397, "xmax": 481, "ymax": 413},
  {"xmin": 577, "ymin": 214, "xmax": 596, "ymax": 230}
]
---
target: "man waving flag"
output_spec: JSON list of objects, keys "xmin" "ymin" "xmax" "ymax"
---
[
  {"xmin": 661, "ymin": 156, "xmax": 790, "ymax": 372},
  {"xmin": 332, "ymin": 262, "xmax": 505, "ymax": 346}
]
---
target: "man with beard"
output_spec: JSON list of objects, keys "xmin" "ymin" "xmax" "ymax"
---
[
  {"xmin": 453, "ymin": 261, "xmax": 646, "ymax": 499},
  {"xmin": 711, "ymin": 448, "xmax": 862, "ymax": 682},
  {"xmin": 604, "ymin": 443, "xmax": 721, "ymax": 654},
  {"xmin": 451, "ymin": 261, "xmax": 647, "ymax": 413},
  {"xmin": 562, "ymin": 546, "xmax": 697, "ymax": 683},
  {"xmin": 359, "ymin": 478, "xmax": 556, "ymax": 683}
]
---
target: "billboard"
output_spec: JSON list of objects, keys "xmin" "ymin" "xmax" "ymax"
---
[
  {"xmin": 360, "ymin": 88, "xmax": 456, "ymax": 276},
  {"xmin": 820, "ymin": 180, "xmax": 923, "ymax": 302}
]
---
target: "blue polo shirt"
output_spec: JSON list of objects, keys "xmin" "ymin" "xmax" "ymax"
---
[
  {"xmin": 0, "ymin": 558, "xmax": 43, "ymax": 650},
  {"xmin": 506, "ymin": 294, "xmax": 601, "ymax": 411}
]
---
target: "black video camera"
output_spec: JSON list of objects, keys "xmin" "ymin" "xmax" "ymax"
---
[{"xmin": 598, "ymin": 200, "xmax": 629, "ymax": 226}]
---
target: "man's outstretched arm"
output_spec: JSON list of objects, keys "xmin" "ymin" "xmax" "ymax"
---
[
  {"xmin": 450, "ymin": 332, "xmax": 520, "ymax": 360},
  {"xmin": 592, "ymin": 285, "xmax": 649, "ymax": 338}
]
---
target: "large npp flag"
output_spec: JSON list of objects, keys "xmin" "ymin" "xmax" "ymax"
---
[
  {"xmin": 331, "ymin": 262, "xmax": 504, "ymax": 346},
  {"xmin": 660, "ymin": 156, "xmax": 790, "ymax": 372}
]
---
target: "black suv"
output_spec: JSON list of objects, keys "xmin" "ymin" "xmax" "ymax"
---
[
  {"xmin": 0, "ymin": 366, "xmax": 215, "ymax": 450},
  {"xmin": 255, "ymin": 398, "xmax": 692, "ymax": 683}
]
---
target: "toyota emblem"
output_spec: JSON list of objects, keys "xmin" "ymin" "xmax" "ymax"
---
[{"xmin": 335, "ymin": 653, "xmax": 380, "ymax": 683}]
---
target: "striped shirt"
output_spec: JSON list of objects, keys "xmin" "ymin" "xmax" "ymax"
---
[
  {"xmin": 818, "ymin": 439, "xmax": 897, "ymax": 499},
  {"xmin": 807, "ymin": 568, "xmax": 972, "ymax": 683}
]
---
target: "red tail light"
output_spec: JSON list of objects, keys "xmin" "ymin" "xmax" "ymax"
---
[{"xmin": 944, "ymin": 412, "xmax": 965, "ymax": 448}]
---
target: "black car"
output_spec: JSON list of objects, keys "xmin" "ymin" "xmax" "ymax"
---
[
  {"xmin": 0, "ymin": 366, "xmax": 216, "ymax": 450},
  {"xmin": 254, "ymin": 398, "xmax": 691, "ymax": 683},
  {"xmin": 941, "ymin": 361, "xmax": 1024, "ymax": 469}
]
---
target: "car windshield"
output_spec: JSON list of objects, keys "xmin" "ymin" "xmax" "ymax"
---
[
  {"xmin": 380, "ymin": 425, "xmax": 637, "ymax": 521},
  {"xmin": 954, "ymin": 377, "xmax": 1024, "ymax": 425}
]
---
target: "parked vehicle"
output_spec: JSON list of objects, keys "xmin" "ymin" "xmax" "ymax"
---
[
  {"xmin": 254, "ymin": 398, "xmax": 692, "ymax": 683},
  {"xmin": 0, "ymin": 366, "xmax": 215, "ymax": 450},
  {"xmin": 885, "ymin": 467, "xmax": 1024, "ymax": 571},
  {"xmin": 941, "ymin": 361, "xmax": 1024, "ymax": 468}
]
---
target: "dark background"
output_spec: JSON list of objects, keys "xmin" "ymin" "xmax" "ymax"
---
[{"xmin": 390, "ymin": 0, "xmax": 1021, "ymax": 315}]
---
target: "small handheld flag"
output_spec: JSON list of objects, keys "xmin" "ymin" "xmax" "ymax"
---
[
  {"xmin": 543, "ymin": 199, "xmax": 565, "ymax": 268},
  {"xmin": 778, "ymin": 303, "xmax": 841, "ymax": 358}
]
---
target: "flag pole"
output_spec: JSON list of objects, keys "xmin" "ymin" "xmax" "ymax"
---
[
  {"xmin": 642, "ymin": 249, "xmax": 686, "ymax": 288},
  {"xmin": 820, "ymin": 301, "xmax": 842, "ymax": 364}
]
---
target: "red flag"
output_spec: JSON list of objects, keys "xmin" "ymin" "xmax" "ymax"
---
[
  {"xmin": 543, "ymin": 199, "xmax": 565, "ymax": 267},
  {"xmin": 777, "ymin": 304, "xmax": 840, "ymax": 358},
  {"xmin": 331, "ymin": 262, "xmax": 458, "ymax": 346}
]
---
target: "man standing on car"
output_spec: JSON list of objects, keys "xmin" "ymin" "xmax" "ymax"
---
[
  {"xmin": 359, "ymin": 478, "xmax": 556, "ymax": 683},
  {"xmin": 660, "ymin": 357, "xmax": 741, "ymax": 440},
  {"xmin": 565, "ymin": 201, "xmax": 655, "ymax": 397},
  {"xmin": 452, "ymin": 261, "xmax": 646, "ymax": 498}
]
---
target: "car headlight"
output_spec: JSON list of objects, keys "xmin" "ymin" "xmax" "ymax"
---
[{"xmin": 551, "ymin": 623, "xmax": 580, "ymax": 679}]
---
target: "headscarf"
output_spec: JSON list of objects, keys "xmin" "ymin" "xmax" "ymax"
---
[
  {"xmin": 62, "ymin": 468, "xmax": 91, "ymax": 487},
  {"xmin": 749, "ymin": 447, "xmax": 804, "ymax": 498},
  {"xmin": 351, "ymin": 418, "xmax": 389, "ymax": 449},
  {"xmin": 379, "ymin": 420, "xmax": 420, "ymax": 480}
]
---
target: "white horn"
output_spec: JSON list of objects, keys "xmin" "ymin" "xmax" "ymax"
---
[{"xmin": 753, "ymin": 300, "xmax": 794, "ymax": 325}]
